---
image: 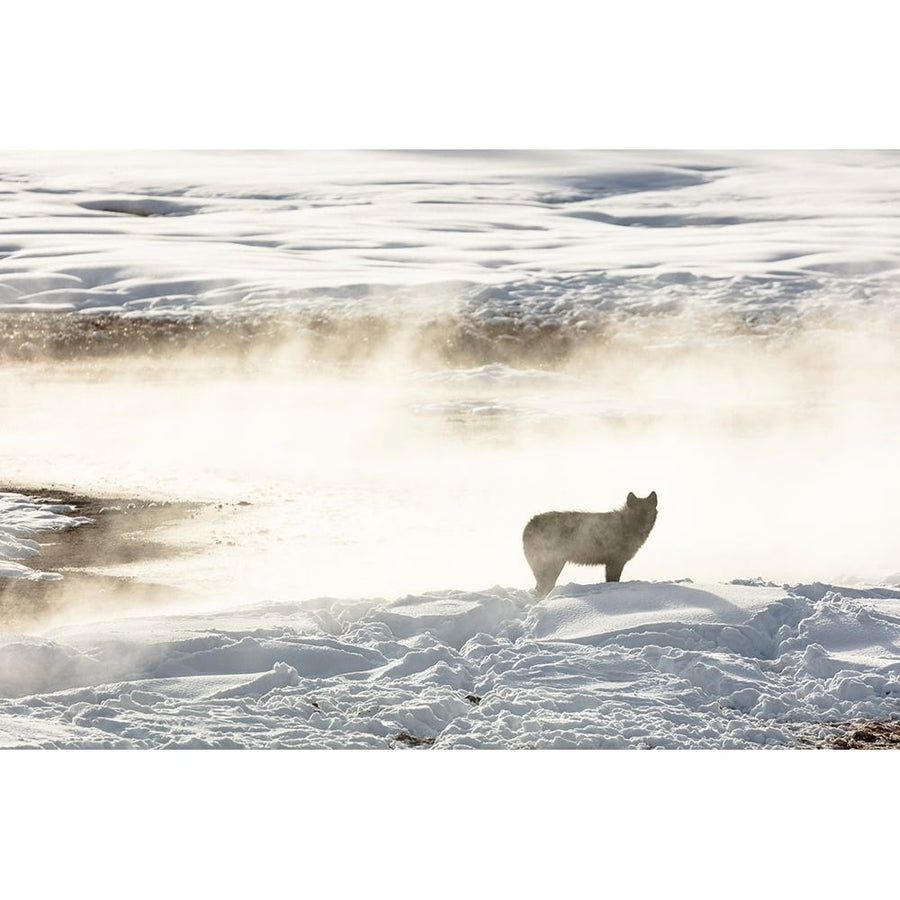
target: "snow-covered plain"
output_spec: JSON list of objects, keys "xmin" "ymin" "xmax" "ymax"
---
[
  {"xmin": 2, "ymin": 149, "xmax": 900, "ymax": 327},
  {"xmin": 2, "ymin": 150, "xmax": 900, "ymax": 748}
]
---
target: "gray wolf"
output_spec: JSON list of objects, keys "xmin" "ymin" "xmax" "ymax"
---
[{"xmin": 522, "ymin": 491, "xmax": 658, "ymax": 597}]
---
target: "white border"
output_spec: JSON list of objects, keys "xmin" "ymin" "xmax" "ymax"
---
[{"xmin": 5, "ymin": 2, "xmax": 898, "ymax": 147}]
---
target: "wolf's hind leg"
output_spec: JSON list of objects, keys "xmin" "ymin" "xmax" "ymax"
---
[
  {"xmin": 533, "ymin": 559, "xmax": 565, "ymax": 598},
  {"xmin": 605, "ymin": 560, "xmax": 624, "ymax": 582}
]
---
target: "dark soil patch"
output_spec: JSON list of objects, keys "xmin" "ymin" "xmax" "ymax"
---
[
  {"xmin": 826, "ymin": 721, "xmax": 900, "ymax": 749},
  {"xmin": 393, "ymin": 731, "xmax": 436, "ymax": 748},
  {"xmin": 800, "ymin": 719, "xmax": 900, "ymax": 749}
]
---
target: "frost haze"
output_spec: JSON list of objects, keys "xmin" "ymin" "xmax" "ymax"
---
[{"xmin": 2, "ymin": 150, "xmax": 899, "ymax": 748}]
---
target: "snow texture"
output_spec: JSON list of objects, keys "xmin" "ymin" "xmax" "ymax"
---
[
  {"xmin": 3, "ymin": 151, "xmax": 900, "ymax": 749},
  {"xmin": 2, "ymin": 150, "xmax": 900, "ymax": 330},
  {"xmin": 2, "ymin": 533, "xmax": 899, "ymax": 748}
]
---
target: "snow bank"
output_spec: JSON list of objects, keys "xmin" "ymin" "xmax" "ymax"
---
[
  {"xmin": 2, "ymin": 580, "xmax": 899, "ymax": 748},
  {"xmin": 0, "ymin": 491, "xmax": 90, "ymax": 581}
]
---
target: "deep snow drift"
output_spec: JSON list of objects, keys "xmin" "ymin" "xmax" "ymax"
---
[{"xmin": 2, "ymin": 150, "xmax": 900, "ymax": 748}]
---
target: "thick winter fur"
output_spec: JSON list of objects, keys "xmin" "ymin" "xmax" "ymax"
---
[{"xmin": 522, "ymin": 491, "xmax": 658, "ymax": 598}]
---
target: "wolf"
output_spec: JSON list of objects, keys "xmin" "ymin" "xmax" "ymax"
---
[{"xmin": 522, "ymin": 491, "xmax": 658, "ymax": 598}]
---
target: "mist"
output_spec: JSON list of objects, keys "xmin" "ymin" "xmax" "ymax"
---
[{"xmin": 3, "ymin": 305, "xmax": 899, "ymax": 630}]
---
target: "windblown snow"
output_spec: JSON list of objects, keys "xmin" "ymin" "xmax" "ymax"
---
[
  {"xmin": 2, "ymin": 150, "xmax": 900, "ymax": 749},
  {"xmin": 2, "ymin": 498, "xmax": 899, "ymax": 749}
]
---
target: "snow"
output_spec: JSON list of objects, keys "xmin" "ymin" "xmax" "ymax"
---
[
  {"xmin": 2, "ymin": 496, "xmax": 899, "ymax": 748},
  {"xmin": 2, "ymin": 150, "xmax": 900, "ymax": 329},
  {"xmin": 3, "ymin": 151, "xmax": 900, "ymax": 753},
  {"xmin": 6, "ymin": 26, "xmax": 900, "ymax": 896}
]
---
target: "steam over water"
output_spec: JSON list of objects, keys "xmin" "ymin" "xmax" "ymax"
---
[
  {"xmin": 3, "ymin": 150, "xmax": 900, "ymax": 619},
  {"xmin": 3, "ymin": 311, "xmax": 900, "ymax": 611}
]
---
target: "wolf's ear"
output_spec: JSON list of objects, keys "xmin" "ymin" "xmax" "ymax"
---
[
  {"xmin": 648, "ymin": 491, "xmax": 657, "ymax": 505},
  {"xmin": 626, "ymin": 491, "xmax": 637, "ymax": 507}
]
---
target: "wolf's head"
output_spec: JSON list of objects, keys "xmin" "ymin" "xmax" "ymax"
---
[{"xmin": 626, "ymin": 490, "xmax": 658, "ymax": 530}]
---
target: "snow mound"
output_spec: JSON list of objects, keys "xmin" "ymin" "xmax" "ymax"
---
[
  {"xmin": 363, "ymin": 587, "xmax": 525, "ymax": 648},
  {"xmin": 525, "ymin": 581, "xmax": 790, "ymax": 648},
  {"xmin": 3, "ymin": 580, "xmax": 900, "ymax": 748}
]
